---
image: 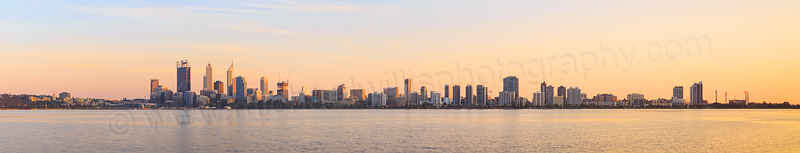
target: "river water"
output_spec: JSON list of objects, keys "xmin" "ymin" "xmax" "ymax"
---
[{"xmin": 1, "ymin": 109, "xmax": 799, "ymax": 152}]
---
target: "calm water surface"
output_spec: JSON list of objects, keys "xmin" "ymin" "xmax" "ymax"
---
[{"xmin": 1, "ymin": 109, "xmax": 799, "ymax": 152}]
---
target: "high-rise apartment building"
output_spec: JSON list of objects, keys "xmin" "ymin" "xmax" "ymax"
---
[
  {"xmin": 452, "ymin": 85, "xmax": 461, "ymax": 105},
  {"xmin": 545, "ymin": 85, "xmax": 554, "ymax": 105},
  {"xmin": 444, "ymin": 84, "xmax": 450, "ymax": 98},
  {"xmin": 465, "ymin": 84, "xmax": 473, "ymax": 106},
  {"xmin": 533, "ymin": 91, "xmax": 544, "ymax": 106},
  {"xmin": 557, "ymin": 86, "xmax": 566, "ymax": 97},
  {"xmin": 566, "ymin": 87, "xmax": 582, "ymax": 106},
  {"xmin": 503, "ymin": 76, "xmax": 519, "ymax": 97},
  {"xmin": 690, "ymin": 82, "xmax": 704, "ymax": 105},
  {"xmin": 499, "ymin": 91, "xmax": 515, "ymax": 106},
  {"xmin": 476, "ymin": 85, "xmax": 487, "ymax": 105}
]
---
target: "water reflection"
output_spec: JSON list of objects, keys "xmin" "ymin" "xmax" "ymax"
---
[{"xmin": 0, "ymin": 109, "xmax": 799, "ymax": 152}]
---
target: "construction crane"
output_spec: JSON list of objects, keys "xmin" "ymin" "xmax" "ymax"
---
[{"xmin": 287, "ymin": 70, "xmax": 292, "ymax": 83}]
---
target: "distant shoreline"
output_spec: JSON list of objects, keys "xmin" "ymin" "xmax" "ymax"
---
[{"xmin": 2, "ymin": 107, "xmax": 797, "ymax": 110}]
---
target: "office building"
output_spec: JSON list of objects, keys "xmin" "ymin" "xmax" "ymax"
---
[
  {"xmin": 213, "ymin": 81, "xmax": 224, "ymax": 95},
  {"xmin": 176, "ymin": 60, "xmax": 191, "ymax": 92},
  {"xmin": 58, "ymin": 92, "xmax": 71, "ymax": 100},
  {"xmin": 627, "ymin": 93, "xmax": 645, "ymax": 107},
  {"xmin": 420, "ymin": 86, "xmax": 428, "ymax": 103},
  {"xmin": 553, "ymin": 95, "xmax": 564, "ymax": 106},
  {"xmin": 350, "ymin": 89, "xmax": 365, "ymax": 101},
  {"xmin": 336, "ymin": 84, "xmax": 346, "ymax": 101},
  {"xmin": 409, "ymin": 91, "xmax": 420, "ymax": 105},
  {"xmin": 150, "ymin": 79, "xmax": 159, "ymax": 94},
  {"xmin": 503, "ymin": 76, "xmax": 519, "ymax": 97},
  {"xmin": 260, "ymin": 77, "xmax": 268, "ymax": 99},
  {"xmin": 227, "ymin": 62, "xmax": 235, "ymax": 98},
  {"xmin": 204, "ymin": 62, "xmax": 212, "ymax": 90},
  {"xmin": 404, "ymin": 78, "xmax": 412, "ymax": 98},
  {"xmin": 384, "ymin": 87, "xmax": 398, "ymax": 106},
  {"xmin": 183, "ymin": 91, "xmax": 196, "ymax": 106},
  {"xmin": 236, "ymin": 76, "xmax": 247, "ymax": 101}
]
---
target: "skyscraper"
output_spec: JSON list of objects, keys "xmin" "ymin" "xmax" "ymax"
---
[
  {"xmin": 444, "ymin": 84, "xmax": 450, "ymax": 98},
  {"xmin": 452, "ymin": 85, "xmax": 461, "ymax": 105},
  {"xmin": 476, "ymin": 85, "xmax": 487, "ymax": 105},
  {"xmin": 503, "ymin": 76, "xmax": 519, "ymax": 97},
  {"xmin": 545, "ymin": 85, "xmax": 554, "ymax": 105},
  {"xmin": 541, "ymin": 82, "xmax": 547, "ymax": 96},
  {"xmin": 404, "ymin": 78, "xmax": 412, "ymax": 98},
  {"xmin": 235, "ymin": 76, "xmax": 247, "ymax": 101},
  {"xmin": 557, "ymin": 86, "xmax": 566, "ymax": 97},
  {"xmin": 260, "ymin": 77, "xmax": 268, "ymax": 99},
  {"xmin": 204, "ymin": 62, "xmax": 212, "ymax": 90},
  {"xmin": 420, "ymin": 86, "xmax": 428, "ymax": 103},
  {"xmin": 690, "ymin": 82, "xmax": 704, "ymax": 105},
  {"xmin": 214, "ymin": 81, "xmax": 224, "ymax": 94},
  {"xmin": 465, "ymin": 84, "xmax": 473, "ymax": 106},
  {"xmin": 176, "ymin": 60, "xmax": 191, "ymax": 92},
  {"xmin": 150, "ymin": 79, "xmax": 159, "ymax": 94},
  {"xmin": 227, "ymin": 62, "xmax": 235, "ymax": 98}
]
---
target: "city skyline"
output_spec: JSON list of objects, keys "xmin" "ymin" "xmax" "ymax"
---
[{"xmin": 0, "ymin": 1, "xmax": 798, "ymax": 104}]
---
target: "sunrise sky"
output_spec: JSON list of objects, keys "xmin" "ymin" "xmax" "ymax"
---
[{"xmin": 1, "ymin": 0, "xmax": 798, "ymax": 103}]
